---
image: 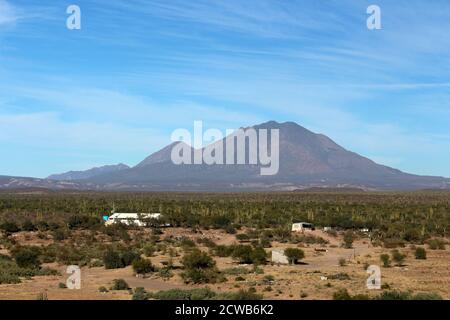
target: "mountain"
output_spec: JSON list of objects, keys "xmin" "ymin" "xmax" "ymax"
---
[
  {"xmin": 135, "ymin": 142, "xmax": 184, "ymax": 168},
  {"xmin": 2, "ymin": 121, "xmax": 449, "ymax": 191},
  {"xmin": 85, "ymin": 121, "xmax": 450, "ymax": 191},
  {"xmin": 47, "ymin": 163, "xmax": 130, "ymax": 181}
]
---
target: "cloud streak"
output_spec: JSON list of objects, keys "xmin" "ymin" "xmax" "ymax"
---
[{"xmin": 0, "ymin": 0, "xmax": 17, "ymax": 26}]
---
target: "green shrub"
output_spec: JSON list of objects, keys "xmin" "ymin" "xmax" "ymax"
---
[
  {"xmin": 225, "ymin": 225, "xmax": 237, "ymax": 234},
  {"xmin": 132, "ymin": 258, "xmax": 155, "ymax": 276},
  {"xmin": 132, "ymin": 287, "xmax": 149, "ymax": 300},
  {"xmin": 427, "ymin": 239, "xmax": 446, "ymax": 250},
  {"xmin": 383, "ymin": 238, "xmax": 406, "ymax": 248},
  {"xmin": 223, "ymin": 289, "xmax": 263, "ymax": 300},
  {"xmin": 196, "ymin": 238, "xmax": 216, "ymax": 248},
  {"xmin": 180, "ymin": 238, "xmax": 196, "ymax": 248},
  {"xmin": 262, "ymin": 275, "xmax": 275, "ymax": 285},
  {"xmin": 231, "ymin": 245, "xmax": 253, "ymax": 264},
  {"xmin": 284, "ymin": 248, "xmax": 305, "ymax": 264},
  {"xmin": 143, "ymin": 244, "xmax": 155, "ymax": 257},
  {"xmin": 103, "ymin": 249, "xmax": 139, "ymax": 269},
  {"xmin": 414, "ymin": 247, "xmax": 427, "ymax": 260},
  {"xmin": 222, "ymin": 267, "xmax": 250, "ymax": 275},
  {"xmin": 333, "ymin": 288, "xmax": 370, "ymax": 300},
  {"xmin": 328, "ymin": 272, "xmax": 351, "ymax": 280},
  {"xmin": 259, "ymin": 237, "xmax": 272, "ymax": 248},
  {"xmin": 380, "ymin": 254, "xmax": 391, "ymax": 267},
  {"xmin": 150, "ymin": 288, "xmax": 216, "ymax": 300},
  {"xmin": 250, "ymin": 247, "xmax": 267, "ymax": 266},
  {"xmin": 338, "ymin": 258, "xmax": 347, "ymax": 267},
  {"xmin": 381, "ymin": 283, "xmax": 391, "ymax": 290},
  {"xmin": 12, "ymin": 247, "xmax": 41, "ymax": 269},
  {"xmin": 120, "ymin": 251, "xmax": 140, "ymax": 266},
  {"xmin": 0, "ymin": 272, "xmax": 21, "ymax": 284},
  {"xmin": 35, "ymin": 221, "xmax": 49, "ymax": 231},
  {"xmin": 231, "ymin": 245, "xmax": 268, "ymax": 265},
  {"xmin": 214, "ymin": 245, "xmax": 234, "ymax": 257},
  {"xmin": 376, "ymin": 290, "xmax": 412, "ymax": 300},
  {"xmin": 391, "ymin": 250, "xmax": 406, "ymax": 266},
  {"xmin": 181, "ymin": 249, "xmax": 222, "ymax": 284},
  {"xmin": 182, "ymin": 249, "xmax": 215, "ymax": 269},
  {"xmin": 158, "ymin": 267, "xmax": 174, "ymax": 280},
  {"xmin": 68, "ymin": 215, "xmax": 100, "ymax": 230},
  {"xmin": 182, "ymin": 267, "xmax": 223, "ymax": 284},
  {"xmin": 111, "ymin": 279, "xmax": 129, "ymax": 290},
  {"xmin": 236, "ymin": 234, "xmax": 249, "ymax": 241},
  {"xmin": 36, "ymin": 292, "xmax": 48, "ymax": 300},
  {"xmin": 56, "ymin": 245, "xmax": 87, "ymax": 266},
  {"xmin": 342, "ymin": 231, "xmax": 354, "ymax": 249},
  {"xmin": 211, "ymin": 215, "xmax": 231, "ymax": 229},
  {"xmin": 22, "ymin": 220, "xmax": 36, "ymax": 232},
  {"xmin": 0, "ymin": 221, "xmax": 20, "ymax": 234},
  {"xmin": 333, "ymin": 288, "xmax": 352, "ymax": 300},
  {"xmin": 98, "ymin": 286, "xmax": 108, "ymax": 293},
  {"xmin": 376, "ymin": 290, "xmax": 441, "ymax": 300},
  {"xmin": 52, "ymin": 229, "xmax": 67, "ymax": 241},
  {"xmin": 103, "ymin": 249, "xmax": 124, "ymax": 269},
  {"xmin": 413, "ymin": 292, "xmax": 443, "ymax": 300}
]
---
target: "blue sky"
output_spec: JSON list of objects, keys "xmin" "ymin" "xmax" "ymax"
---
[{"xmin": 1, "ymin": 0, "xmax": 450, "ymax": 178}]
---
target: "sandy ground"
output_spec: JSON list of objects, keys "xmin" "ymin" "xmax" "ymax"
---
[{"xmin": 0, "ymin": 229, "xmax": 448, "ymax": 300}]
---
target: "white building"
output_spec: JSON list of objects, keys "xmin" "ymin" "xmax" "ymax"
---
[
  {"xmin": 291, "ymin": 222, "xmax": 315, "ymax": 233},
  {"xmin": 104, "ymin": 213, "xmax": 162, "ymax": 227},
  {"xmin": 271, "ymin": 249, "xmax": 289, "ymax": 264}
]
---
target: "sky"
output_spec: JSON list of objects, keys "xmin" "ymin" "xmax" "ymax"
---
[{"xmin": 0, "ymin": 0, "xmax": 450, "ymax": 178}]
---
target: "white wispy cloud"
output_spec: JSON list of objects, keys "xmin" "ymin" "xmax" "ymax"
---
[{"xmin": 0, "ymin": 0, "xmax": 17, "ymax": 26}]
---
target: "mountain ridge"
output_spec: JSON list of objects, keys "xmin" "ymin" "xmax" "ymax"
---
[
  {"xmin": 1, "ymin": 121, "xmax": 449, "ymax": 191},
  {"xmin": 47, "ymin": 163, "xmax": 130, "ymax": 181}
]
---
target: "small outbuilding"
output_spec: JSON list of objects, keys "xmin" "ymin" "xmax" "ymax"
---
[
  {"xmin": 292, "ymin": 222, "xmax": 315, "ymax": 233},
  {"xmin": 104, "ymin": 213, "xmax": 162, "ymax": 227},
  {"xmin": 271, "ymin": 249, "xmax": 289, "ymax": 264}
]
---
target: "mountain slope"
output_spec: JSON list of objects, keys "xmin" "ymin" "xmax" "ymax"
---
[
  {"xmin": 86, "ymin": 121, "xmax": 450, "ymax": 191},
  {"xmin": 47, "ymin": 163, "xmax": 129, "ymax": 181},
  {"xmin": 2, "ymin": 121, "xmax": 449, "ymax": 191}
]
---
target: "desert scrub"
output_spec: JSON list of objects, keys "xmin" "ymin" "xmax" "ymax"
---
[
  {"xmin": 284, "ymin": 248, "xmax": 305, "ymax": 264},
  {"xmin": 426, "ymin": 238, "xmax": 446, "ymax": 250},
  {"xmin": 110, "ymin": 279, "xmax": 129, "ymax": 290},
  {"xmin": 328, "ymin": 272, "xmax": 351, "ymax": 280},
  {"xmin": 181, "ymin": 249, "xmax": 223, "ymax": 284},
  {"xmin": 391, "ymin": 249, "xmax": 406, "ymax": 266},
  {"xmin": 222, "ymin": 267, "xmax": 250, "ymax": 275},
  {"xmin": 149, "ymin": 288, "xmax": 217, "ymax": 300},
  {"xmin": 132, "ymin": 287, "xmax": 149, "ymax": 300},
  {"xmin": 414, "ymin": 247, "xmax": 427, "ymax": 260},
  {"xmin": 380, "ymin": 254, "xmax": 391, "ymax": 267}
]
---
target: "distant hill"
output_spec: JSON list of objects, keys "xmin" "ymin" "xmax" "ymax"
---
[
  {"xmin": 86, "ymin": 121, "xmax": 450, "ymax": 191},
  {"xmin": 2, "ymin": 121, "xmax": 449, "ymax": 191},
  {"xmin": 47, "ymin": 164, "xmax": 130, "ymax": 181}
]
